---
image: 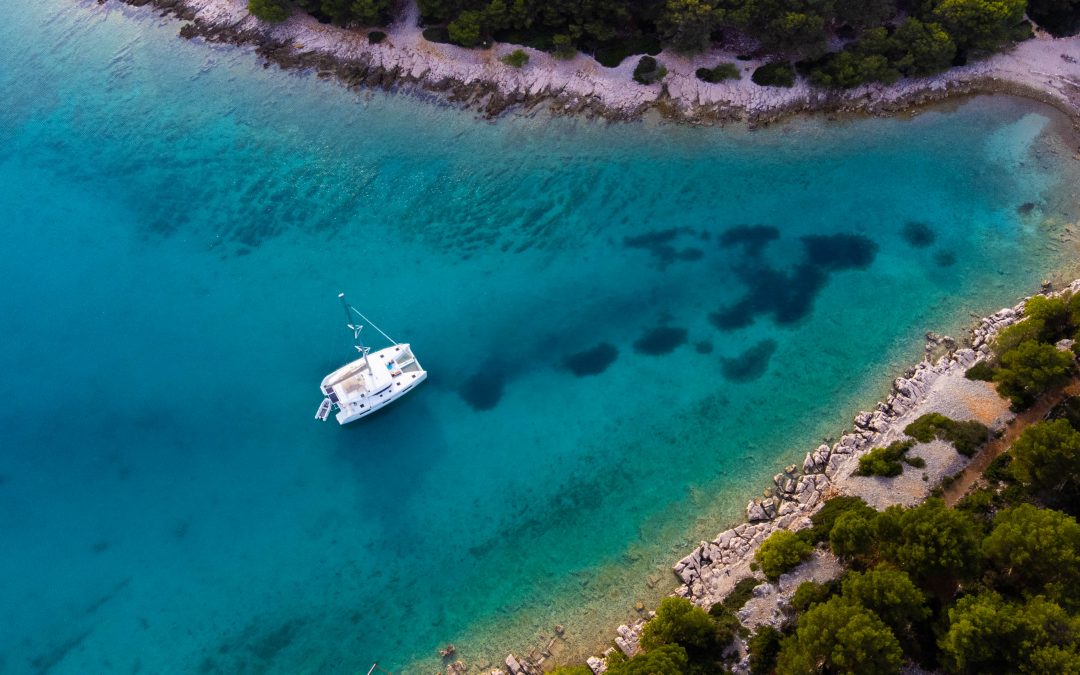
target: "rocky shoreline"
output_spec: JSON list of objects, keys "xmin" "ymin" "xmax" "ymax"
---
[
  {"xmin": 497, "ymin": 279, "xmax": 1079, "ymax": 675},
  {"xmin": 108, "ymin": 0, "xmax": 1080, "ymax": 128}
]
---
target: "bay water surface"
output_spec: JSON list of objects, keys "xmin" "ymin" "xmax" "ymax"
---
[{"xmin": 2, "ymin": 2, "xmax": 1080, "ymax": 672}]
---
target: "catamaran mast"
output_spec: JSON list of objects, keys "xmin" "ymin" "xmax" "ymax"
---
[{"xmin": 339, "ymin": 292, "xmax": 373, "ymax": 373}]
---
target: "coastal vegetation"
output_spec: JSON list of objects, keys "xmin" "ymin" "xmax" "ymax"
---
[
  {"xmin": 550, "ymin": 324, "xmax": 1080, "ymax": 674},
  {"xmin": 247, "ymin": 0, "xmax": 289, "ymax": 22},
  {"xmin": 563, "ymin": 492, "xmax": 1080, "ymax": 673},
  {"xmin": 500, "ymin": 48, "xmax": 529, "ymax": 67},
  {"xmin": 856, "ymin": 439, "xmax": 920, "ymax": 476},
  {"xmin": 751, "ymin": 61, "xmax": 796, "ymax": 87},
  {"xmin": 632, "ymin": 56, "xmax": 668, "ymax": 85},
  {"xmin": 695, "ymin": 62, "xmax": 742, "ymax": 83},
  {"xmin": 965, "ymin": 292, "xmax": 1080, "ymax": 409},
  {"xmin": 249, "ymin": 0, "xmax": 1080, "ymax": 90},
  {"xmin": 754, "ymin": 529, "xmax": 813, "ymax": 579},
  {"xmin": 904, "ymin": 413, "xmax": 989, "ymax": 457}
]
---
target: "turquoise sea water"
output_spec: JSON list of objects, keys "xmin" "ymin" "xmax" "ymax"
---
[{"xmin": 2, "ymin": 2, "xmax": 1080, "ymax": 673}]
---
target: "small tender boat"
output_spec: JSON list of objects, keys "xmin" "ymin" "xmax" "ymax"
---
[{"xmin": 316, "ymin": 294, "xmax": 427, "ymax": 425}]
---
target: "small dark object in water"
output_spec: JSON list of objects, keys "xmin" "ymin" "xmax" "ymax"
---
[
  {"xmin": 695, "ymin": 340, "xmax": 714, "ymax": 354},
  {"xmin": 459, "ymin": 373, "xmax": 504, "ymax": 411},
  {"xmin": 900, "ymin": 221, "xmax": 936, "ymax": 248},
  {"xmin": 1017, "ymin": 202, "xmax": 1037, "ymax": 215},
  {"xmin": 92, "ymin": 540, "xmax": 109, "ymax": 554},
  {"xmin": 720, "ymin": 339, "xmax": 778, "ymax": 382},
  {"xmin": 633, "ymin": 326, "xmax": 688, "ymax": 355},
  {"xmin": 933, "ymin": 250, "xmax": 957, "ymax": 267},
  {"xmin": 562, "ymin": 343, "xmax": 618, "ymax": 376}
]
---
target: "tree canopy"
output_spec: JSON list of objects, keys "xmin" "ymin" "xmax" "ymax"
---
[
  {"xmin": 776, "ymin": 597, "xmax": 903, "ymax": 675},
  {"xmin": 755, "ymin": 529, "xmax": 813, "ymax": 580},
  {"xmin": 876, "ymin": 499, "xmax": 981, "ymax": 593},
  {"xmin": 982, "ymin": 503, "xmax": 1080, "ymax": 605},
  {"xmin": 994, "ymin": 340, "xmax": 1074, "ymax": 409},
  {"xmin": 606, "ymin": 644, "xmax": 690, "ymax": 675},
  {"xmin": 1010, "ymin": 419, "xmax": 1080, "ymax": 503},
  {"xmin": 840, "ymin": 568, "xmax": 929, "ymax": 637},
  {"xmin": 248, "ymin": 0, "xmax": 290, "ymax": 22}
]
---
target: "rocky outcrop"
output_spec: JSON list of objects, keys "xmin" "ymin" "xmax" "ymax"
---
[
  {"xmin": 108, "ymin": 0, "xmax": 1080, "ymax": 128},
  {"xmin": 579, "ymin": 280, "xmax": 1080, "ymax": 675}
]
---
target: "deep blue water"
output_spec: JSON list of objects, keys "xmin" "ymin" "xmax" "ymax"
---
[{"xmin": 2, "ymin": 2, "xmax": 1079, "ymax": 672}]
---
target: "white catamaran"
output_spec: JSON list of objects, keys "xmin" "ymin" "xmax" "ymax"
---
[{"xmin": 315, "ymin": 294, "xmax": 427, "ymax": 425}]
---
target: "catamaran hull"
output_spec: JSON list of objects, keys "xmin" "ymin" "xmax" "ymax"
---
[
  {"xmin": 319, "ymin": 343, "xmax": 427, "ymax": 425},
  {"xmin": 335, "ymin": 371, "xmax": 427, "ymax": 424}
]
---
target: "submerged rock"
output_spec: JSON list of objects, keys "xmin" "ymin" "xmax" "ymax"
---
[
  {"xmin": 632, "ymin": 326, "xmax": 688, "ymax": 355},
  {"xmin": 562, "ymin": 342, "xmax": 619, "ymax": 376}
]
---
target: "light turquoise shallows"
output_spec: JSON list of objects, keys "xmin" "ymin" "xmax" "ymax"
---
[{"xmin": 1, "ymin": 2, "xmax": 1078, "ymax": 673}]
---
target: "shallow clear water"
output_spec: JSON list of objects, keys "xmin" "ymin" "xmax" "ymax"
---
[{"xmin": 2, "ymin": 2, "xmax": 1079, "ymax": 673}]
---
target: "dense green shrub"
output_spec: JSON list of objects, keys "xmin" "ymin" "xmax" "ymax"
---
[
  {"xmin": 640, "ymin": 597, "xmax": 716, "ymax": 651},
  {"xmin": 748, "ymin": 625, "xmax": 784, "ymax": 675},
  {"xmin": 994, "ymin": 318, "xmax": 1046, "ymax": 353},
  {"xmin": 808, "ymin": 495, "xmax": 876, "ymax": 543},
  {"xmin": 840, "ymin": 568, "xmax": 930, "ymax": 637},
  {"xmin": 500, "ymin": 49, "xmax": 529, "ymax": 67},
  {"xmin": 1023, "ymin": 295, "xmax": 1074, "ymax": 342},
  {"xmin": 248, "ymin": 0, "xmax": 289, "ymax": 22},
  {"xmin": 776, "ymin": 597, "xmax": 903, "ymax": 674},
  {"xmin": 891, "ymin": 17, "xmax": 957, "ymax": 75},
  {"xmin": 876, "ymin": 499, "xmax": 981, "ymax": 591},
  {"xmin": 905, "ymin": 413, "xmax": 989, "ymax": 457},
  {"xmin": 448, "ymin": 10, "xmax": 484, "ymax": 47},
  {"xmin": 985, "ymin": 452, "xmax": 1016, "ymax": 484},
  {"xmin": 857, "ymin": 440, "xmax": 918, "ymax": 476},
  {"xmin": 640, "ymin": 596, "xmax": 737, "ymax": 666},
  {"xmin": 1010, "ymin": 419, "xmax": 1080, "ymax": 506},
  {"xmin": 756, "ymin": 530, "xmax": 813, "ymax": 580},
  {"xmin": 288, "ymin": 0, "xmax": 1073, "ymax": 86},
  {"xmin": 293, "ymin": 0, "xmax": 392, "ymax": 26},
  {"xmin": 994, "ymin": 340, "xmax": 1074, "ymax": 409},
  {"xmin": 716, "ymin": 576, "xmax": 762, "ymax": 614},
  {"xmin": 809, "ymin": 50, "xmax": 899, "ymax": 88},
  {"xmin": 790, "ymin": 580, "xmax": 836, "ymax": 612},
  {"xmin": 939, "ymin": 592, "xmax": 1080, "ymax": 674},
  {"xmin": 368, "ymin": 31, "xmax": 387, "ymax": 44},
  {"xmin": 955, "ymin": 486, "xmax": 996, "ymax": 516},
  {"xmin": 752, "ymin": 61, "xmax": 796, "ymax": 87},
  {"xmin": 422, "ymin": 26, "xmax": 452, "ymax": 44},
  {"xmin": 965, "ymin": 360, "xmax": 997, "ymax": 381},
  {"xmin": 632, "ymin": 55, "xmax": 667, "ymax": 84},
  {"xmin": 835, "ymin": 0, "xmax": 898, "ymax": 28},
  {"xmin": 982, "ymin": 503, "xmax": 1080, "ymax": 604},
  {"xmin": 593, "ymin": 35, "xmax": 662, "ymax": 68},
  {"xmin": 931, "ymin": 0, "xmax": 1029, "ymax": 51},
  {"xmin": 904, "ymin": 455, "xmax": 927, "ymax": 468},
  {"xmin": 552, "ymin": 34, "xmax": 577, "ymax": 60},
  {"xmin": 1028, "ymin": 0, "xmax": 1080, "ymax": 37},
  {"xmin": 1049, "ymin": 395, "xmax": 1080, "ymax": 431},
  {"xmin": 830, "ymin": 509, "xmax": 877, "ymax": 562},
  {"xmin": 607, "ymin": 644, "xmax": 688, "ymax": 675},
  {"xmin": 695, "ymin": 62, "xmax": 742, "ymax": 83}
]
